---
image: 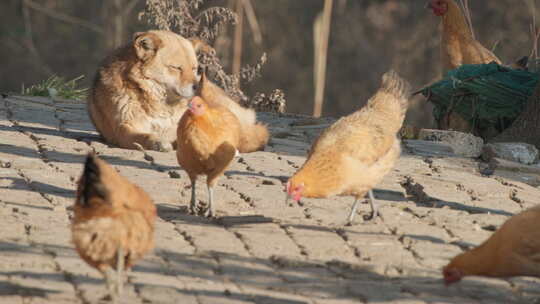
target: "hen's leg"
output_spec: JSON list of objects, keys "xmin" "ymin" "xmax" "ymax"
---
[
  {"xmin": 366, "ymin": 190, "xmax": 378, "ymax": 220},
  {"xmin": 346, "ymin": 190, "xmax": 379, "ymax": 225},
  {"xmin": 203, "ymin": 185, "xmax": 215, "ymax": 218},
  {"xmin": 189, "ymin": 179, "xmax": 197, "ymax": 214},
  {"xmin": 346, "ymin": 198, "xmax": 360, "ymax": 225},
  {"xmin": 116, "ymin": 246, "xmax": 124, "ymax": 297},
  {"xmin": 104, "ymin": 267, "xmax": 118, "ymax": 304}
]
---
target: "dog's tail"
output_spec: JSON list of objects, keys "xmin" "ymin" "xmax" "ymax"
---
[
  {"xmin": 197, "ymin": 74, "xmax": 269, "ymax": 152},
  {"xmin": 238, "ymin": 123, "xmax": 269, "ymax": 153}
]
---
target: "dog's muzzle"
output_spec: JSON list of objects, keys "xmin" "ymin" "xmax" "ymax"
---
[{"xmin": 175, "ymin": 85, "xmax": 195, "ymax": 99}]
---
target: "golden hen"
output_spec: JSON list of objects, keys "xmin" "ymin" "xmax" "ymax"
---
[
  {"xmin": 176, "ymin": 72, "xmax": 268, "ymax": 217},
  {"xmin": 428, "ymin": 0, "xmax": 529, "ymax": 133},
  {"xmin": 71, "ymin": 153, "xmax": 156, "ymax": 302},
  {"xmin": 443, "ymin": 205, "xmax": 540, "ymax": 285},
  {"xmin": 427, "ymin": 0, "xmax": 501, "ymax": 74},
  {"xmin": 286, "ymin": 70, "xmax": 411, "ymax": 224}
]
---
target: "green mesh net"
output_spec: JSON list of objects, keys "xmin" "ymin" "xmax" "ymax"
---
[{"xmin": 418, "ymin": 63, "xmax": 539, "ymax": 131}]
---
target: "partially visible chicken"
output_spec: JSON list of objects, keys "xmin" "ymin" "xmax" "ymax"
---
[
  {"xmin": 176, "ymin": 72, "xmax": 268, "ymax": 217},
  {"xmin": 286, "ymin": 70, "xmax": 411, "ymax": 224},
  {"xmin": 508, "ymin": 55, "xmax": 529, "ymax": 71},
  {"xmin": 427, "ymin": 0, "xmax": 502, "ymax": 132},
  {"xmin": 443, "ymin": 205, "xmax": 540, "ymax": 285},
  {"xmin": 198, "ymin": 72, "xmax": 269, "ymax": 154},
  {"xmin": 427, "ymin": 0, "xmax": 501, "ymax": 74},
  {"xmin": 72, "ymin": 153, "xmax": 156, "ymax": 302}
]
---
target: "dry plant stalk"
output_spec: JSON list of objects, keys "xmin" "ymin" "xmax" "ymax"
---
[
  {"xmin": 313, "ymin": 0, "xmax": 333, "ymax": 118},
  {"xmin": 459, "ymin": 0, "xmax": 475, "ymax": 39},
  {"xmin": 529, "ymin": 0, "xmax": 540, "ymax": 71},
  {"xmin": 139, "ymin": 0, "xmax": 286, "ymax": 112}
]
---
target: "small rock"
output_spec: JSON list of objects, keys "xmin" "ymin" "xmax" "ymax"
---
[
  {"xmin": 143, "ymin": 154, "xmax": 154, "ymax": 162},
  {"xmin": 482, "ymin": 224, "xmax": 498, "ymax": 232},
  {"xmin": 418, "ymin": 129, "xmax": 484, "ymax": 158},
  {"xmin": 168, "ymin": 171, "xmax": 181, "ymax": 179},
  {"xmin": 403, "ymin": 140, "xmax": 455, "ymax": 157},
  {"xmin": 482, "ymin": 143, "xmax": 539, "ymax": 165},
  {"xmin": 400, "ymin": 176, "xmax": 430, "ymax": 203},
  {"xmin": 275, "ymin": 176, "xmax": 289, "ymax": 183},
  {"xmin": 399, "ymin": 125, "xmax": 420, "ymax": 139}
]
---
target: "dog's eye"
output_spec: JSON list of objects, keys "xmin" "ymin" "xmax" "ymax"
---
[{"xmin": 169, "ymin": 65, "xmax": 183, "ymax": 72}]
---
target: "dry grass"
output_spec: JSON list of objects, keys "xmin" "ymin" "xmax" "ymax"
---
[
  {"xmin": 21, "ymin": 75, "xmax": 88, "ymax": 101},
  {"xmin": 139, "ymin": 0, "xmax": 286, "ymax": 112},
  {"xmin": 528, "ymin": 0, "xmax": 540, "ymax": 71}
]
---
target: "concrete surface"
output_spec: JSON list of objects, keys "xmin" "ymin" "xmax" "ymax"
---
[{"xmin": 1, "ymin": 95, "xmax": 540, "ymax": 304}]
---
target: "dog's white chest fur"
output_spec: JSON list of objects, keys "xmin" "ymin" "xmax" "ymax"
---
[{"xmin": 147, "ymin": 104, "xmax": 187, "ymax": 142}]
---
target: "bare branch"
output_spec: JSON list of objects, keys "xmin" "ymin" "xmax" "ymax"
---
[
  {"xmin": 242, "ymin": 0, "xmax": 262, "ymax": 45},
  {"xmin": 313, "ymin": 0, "xmax": 333, "ymax": 118},
  {"xmin": 232, "ymin": 0, "xmax": 244, "ymax": 76},
  {"xmin": 124, "ymin": 0, "xmax": 141, "ymax": 17},
  {"xmin": 21, "ymin": 0, "xmax": 54, "ymax": 76},
  {"xmin": 25, "ymin": 0, "xmax": 104, "ymax": 35}
]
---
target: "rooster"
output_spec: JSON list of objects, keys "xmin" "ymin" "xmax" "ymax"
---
[
  {"xmin": 176, "ymin": 72, "xmax": 268, "ymax": 217},
  {"xmin": 443, "ymin": 205, "xmax": 540, "ymax": 285},
  {"xmin": 71, "ymin": 153, "xmax": 156, "ymax": 302},
  {"xmin": 286, "ymin": 70, "xmax": 411, "ymax": 224}
]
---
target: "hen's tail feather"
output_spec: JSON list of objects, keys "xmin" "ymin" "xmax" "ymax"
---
[
  {"xmin": 380, "ymin": 70, "xmax": 412, "ymax": 110},
  {"xmin": 375, "ymin": 70, "xmax": 412, "ymax": 123},
  {"xmin": 79, "ymin": 153, "xmax": 108, "ymax": 205},
  {"xmin": 238, "ymin": 123, "xmax": 269, "ymax": 153}
]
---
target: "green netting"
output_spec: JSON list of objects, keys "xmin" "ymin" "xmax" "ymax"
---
[{"xmin": 418, "ymin": 63, "xmax": 540, "ymax": 130}]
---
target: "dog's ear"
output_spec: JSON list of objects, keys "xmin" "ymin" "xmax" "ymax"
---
[
  {"xmin": 189, "ymin": 38, "xmax": 215, "ymax": 56},
  {"xmin": 133, "ymin": 32, "xmax": 163, "ymax": 61}
]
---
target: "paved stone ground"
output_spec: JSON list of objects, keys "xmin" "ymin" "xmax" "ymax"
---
[{"xmin": 1, "ymin": 95, "xmax": 540, "ymax": 304}]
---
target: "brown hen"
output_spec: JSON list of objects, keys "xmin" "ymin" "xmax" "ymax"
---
[
  {"xmin": 176, "ymin": 72, "xmax": 268, "ymax": 217},
  {"xmin": 444, "ymin": 205, "xmax": 540, "ymax": 285},
  {"xmin": 72, "ymin": 153, "xmax": 156, "ymax": 302}
]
